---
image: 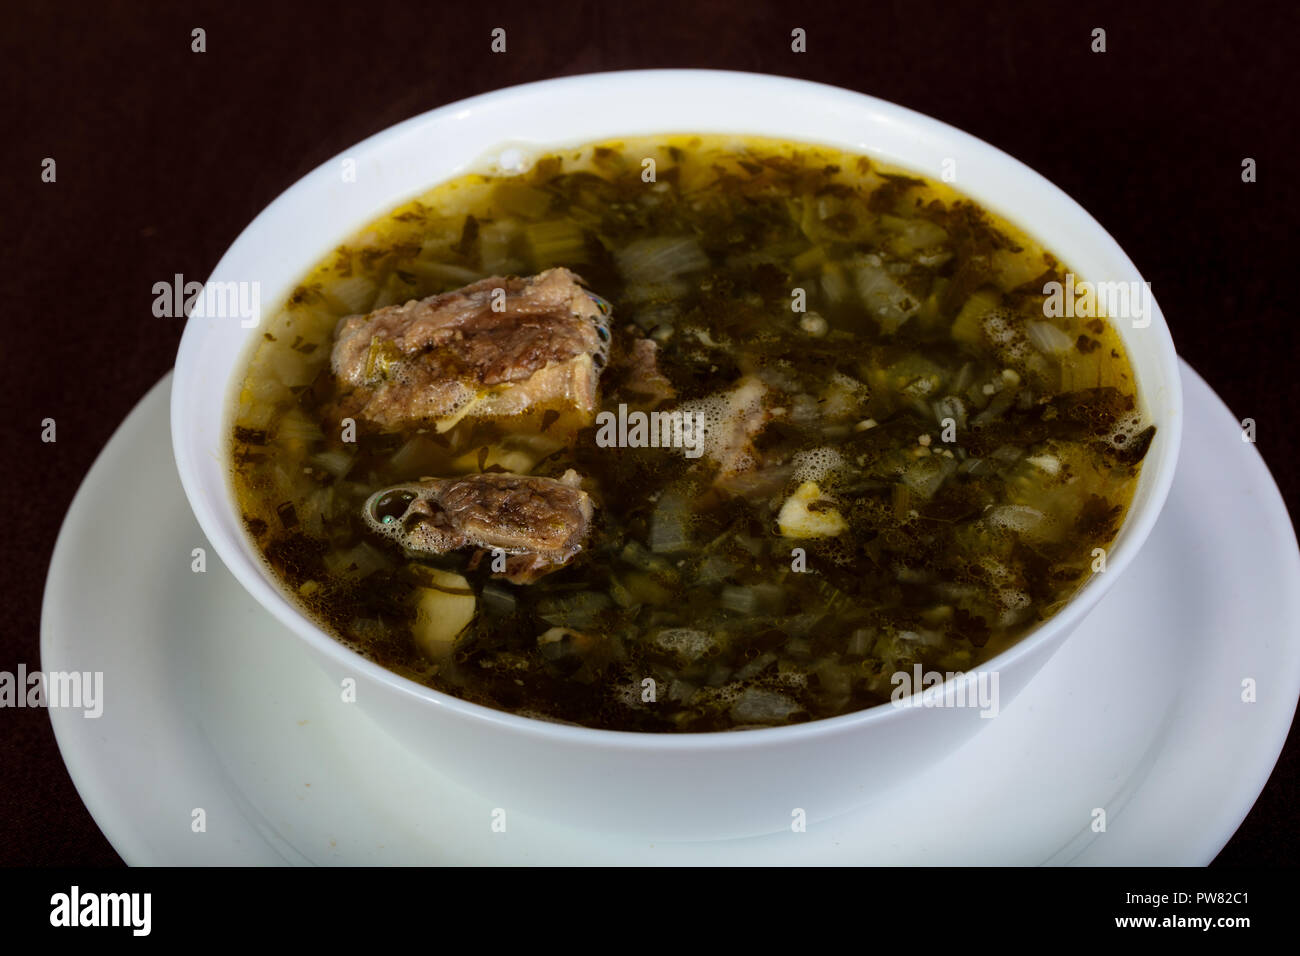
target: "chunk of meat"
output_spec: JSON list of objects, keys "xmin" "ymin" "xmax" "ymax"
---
[
  {"xmin": 364, "ymin": 469, "xmax": 594, "ymax": 584},
  {"xmin": 608, "ymin": 333, "xmax": 676, "ymax": 409},
  {"xmin": 331, "ymin": 268, "xmax": 611, "ymax": 432}
]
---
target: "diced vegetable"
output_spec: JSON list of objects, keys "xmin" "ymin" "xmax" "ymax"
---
[
  {"xmin": 412, "ymin": 568, "xmax": 477, "ymax": 660},
  {"xmin": 901, "ymin": 455, "xmax": 958, "ymax": 499},
  {"xmin": 274, "ymin": 408, "xmax": 324, "ymax": 444},
  {"xmin": 720, "ymin": 584, "xmax": 785, "ymax": 616},
  {"xmin": 408, "ymin": 260, "xmax": 483, "ymax": 287},
  {"xmin": 649, "ymin": 490, "xmax": 692, "ymax": 553},
  {"xmin": 851, "ymin": 254, "xmax": 921, "ymax": 333},
  {"xmin": 881, "ymin": 213, "xmax": 949, "ymax": 256},
  {"xmin": 309, "ymin": 448, "xmax": 355, "ymax": 479},
  {"xmin": 778, "ymin": 481, "xmax": 848, "ymax": 538},
  {"xmin": 951, "ymin": 288, "xmax": 1001, "ymax": 345},
  {"xmin": 616, "ymin": 237, "xmax": 709, "ymax": 285},
  {"xmin": 322, "ymin": 275, "xmax": 377, "ymax": 315},
  {"xmin": 526, "ymin": 220, "xmax": 588, "ymax": 268},
  {"xmin": 322, "ymin": 541, "xmax": 391, "ymax": 578},
  {"xmin": 1026, "ymin": 320, "xmax": 1074, "ymax": 356}
]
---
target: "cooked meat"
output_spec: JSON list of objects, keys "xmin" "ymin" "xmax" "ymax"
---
[
  {"xmin": 331, "ymin": 268, "xmax": 611, "ymax": 432},
  {"xmin": 364, "ymin": 469, "xmax": 594, "ymax": 584},
  {"xmin": 610, "ymin": 335, "xmax": 676, "ymax": 409}
]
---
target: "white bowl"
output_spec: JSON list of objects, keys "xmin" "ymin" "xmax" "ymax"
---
[{"xmin": 172, "ymin": 70, "xmax": 1182, "ymax": 841}]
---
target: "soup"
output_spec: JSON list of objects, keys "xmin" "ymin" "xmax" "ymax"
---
[{"xmin": 229, "ymin": 135, "xmax": 1154, "ymax": 732}]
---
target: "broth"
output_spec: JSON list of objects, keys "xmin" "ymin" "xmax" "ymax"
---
[{"xmin": 229, "ymin": 134, "xmax": 1154, "ymax": 731}]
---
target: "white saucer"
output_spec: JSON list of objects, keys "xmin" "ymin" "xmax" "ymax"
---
[{"xmin": 42, "ymin": 362, "xmax": 1300, "ymax": 865}]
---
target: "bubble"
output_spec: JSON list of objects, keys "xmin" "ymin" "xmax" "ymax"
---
[
  {"xmin": 997, "ymin": 587, "xmax": 1031, "ymax": 610},
  {"xmin": 791, "ymin": 447, "xmax": 845, "ymax": 484},
  {"xmin": 363, "ymin": 483, "xmax": 427, "ymax": 542},
  {"xmin": 983, "ymin": 310, "xmax": 1017, "ymax": 345},
  {"xmin": 653, "ymin": 628, "xmax": 717, "ymax": 663},
  {"xmin": 677, "ymin": 378, "xmax": 768, "ymax": 469},
  {"xmin": 1103, "ymin": 410, "xmax": 1147, "ymax": 450},
  {"xmin": 982, "ymin": 309, "xmax": 1033, "ymax": 368},
  {"xmin": 710, "ymin": 682, "xmax": 746, "ymax": 707}
]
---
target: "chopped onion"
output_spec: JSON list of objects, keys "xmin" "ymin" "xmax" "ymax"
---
[
  {"xmin": 616, "ymin": 237, "xmax": 708, "ymax": 285},
  {"xmin": 274, "ymin": 409, "xmax": 324, "ymax": 444},
  {"xmin": 323, "ymin": 541, "xmax": 391, "ymax": 578},
  {"xmin": 323, "ymin": 275, "xmax": 377, "ymax": 315},
  {"xmin": 719, "ymin": 584, "xmax": 784, "ymax": 616},
  {"xmin": 269, "ymin": 346, "xmax": 317, "ymax": 388},
  {"xmin": 310, "ymin": 448, "xmax": 354, "ymax": 479},
  {"xmin": 1026, "ymin": 320, "xmax": 1074, "ymax": 355},
  {"xmin": 881, "ymin": 214, "xmax": 949, "ymax": 255},
  {"xmin": 852, "ymin": 254, "xmax": 920, "ymax": 333}
]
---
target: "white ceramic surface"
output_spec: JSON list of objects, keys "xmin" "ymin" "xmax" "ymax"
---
[
  {"xmin": 169, "ymin": 71, "xmax": 1183, "ymax": 839},
  {"xmin": 45, "ymin": 364, "xmax": 1297, "ymax": 863}
]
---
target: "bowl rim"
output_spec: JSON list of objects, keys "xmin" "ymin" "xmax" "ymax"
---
[{"xmin": 172, "ymin": 68, "xmax": 1183, "ymax": 749}]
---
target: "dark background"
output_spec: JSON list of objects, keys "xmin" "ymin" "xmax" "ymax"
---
[{"xmin": 2, "ymin": 0, "xmax": 1296, "ymax": 865}]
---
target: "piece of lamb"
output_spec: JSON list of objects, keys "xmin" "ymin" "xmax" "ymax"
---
[
  {"xmin": 364, "ymin": 469, "xmax": 594, "ymax": 584},
  {"xmin": 331, "ymin": 268, "xmax": 612, "ymax": 432}
]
